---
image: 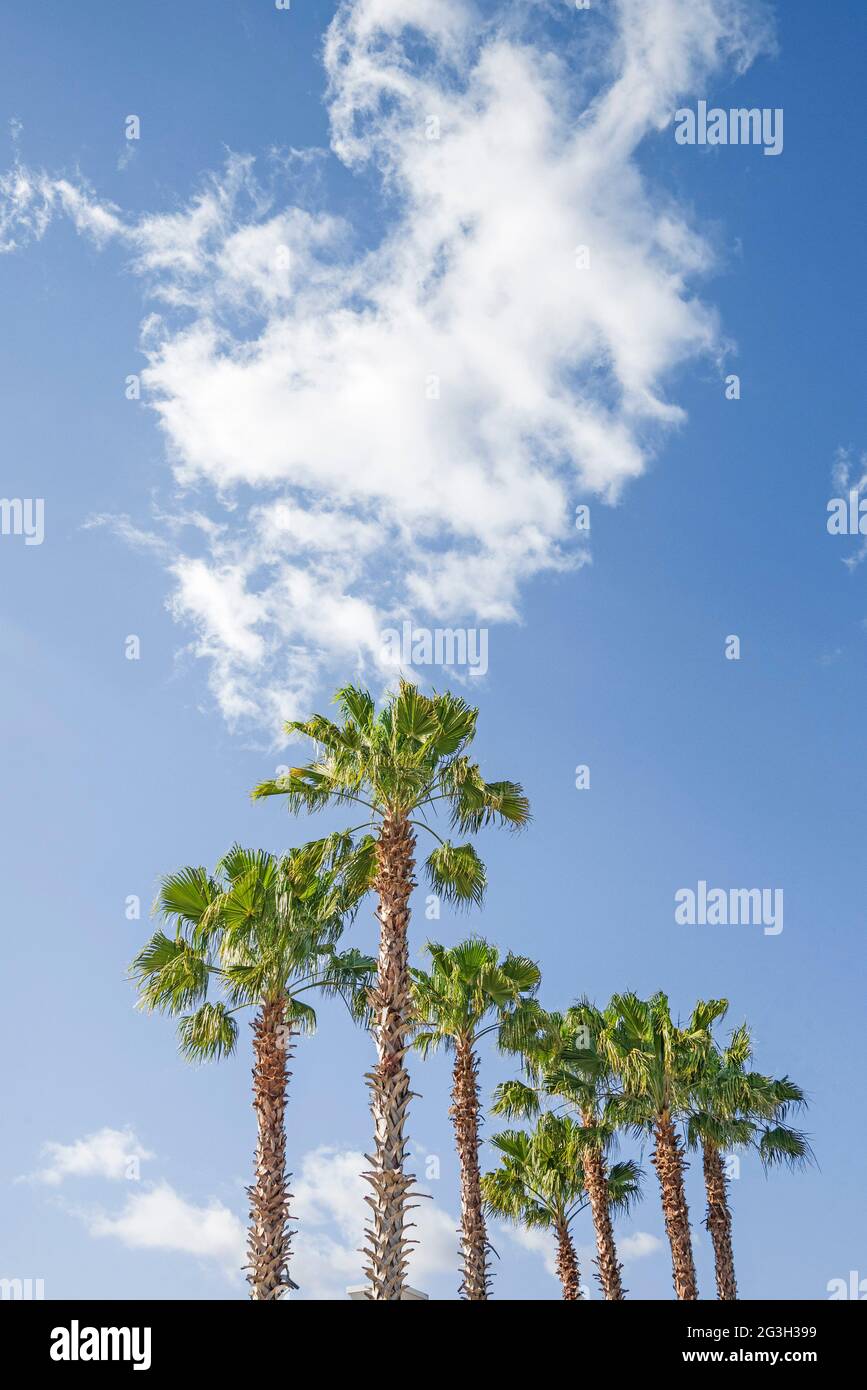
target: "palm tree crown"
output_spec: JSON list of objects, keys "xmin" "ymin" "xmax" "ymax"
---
[
  {"xmin": 252, "ymin": 680, "xmax": 530, "ymax": 904},
  {"xmin": 411, "ymin": 939, "xmax": 541, "ymax": 1055},
  {"xmin": 132, "ymin": 844, "xmax": 372, "ymax": 1053}
]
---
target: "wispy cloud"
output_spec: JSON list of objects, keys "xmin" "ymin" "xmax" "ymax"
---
[
  {"xmin": 22, "ymin": 1126, "xmax": 154, "ymax": 1187},
  {"xmin": 0, "ymin": 0, "xmax": 774, "ymax": 733},
  {"xmin": 86, "ymin": 1182, "xmax": 246, "ymax": 1279}
]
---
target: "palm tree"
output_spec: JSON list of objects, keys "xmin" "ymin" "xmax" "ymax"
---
[
  {"xmin": 687, "ymin": 1021, "xmax": 812, "ymax": 1300},
  {"xmin": 494, "ymin": 1001, "xmax": 631, "ymax": 1299},
  {"xmin": 597, "ymin": 992, "xmax": 726, "ymax": 1300},
  {"xmin": 409, "ymin": 938, "xmax": 541, "ymax": 1299},
  {"xmin": 482, "ymin": 1114, "xmax": 641, "ymax": 1300},
  {"xmin": 131, "ymin": 843, "xmax": 374, "ymax": 1300},
  {"xmin": 252, "ymin": 681, "xmax": 529, "ymax": 1299}
]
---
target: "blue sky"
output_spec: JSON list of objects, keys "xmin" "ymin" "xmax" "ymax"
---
[{"xmin": 1, "ymin": 0, "xmax": 865, "ymax": 1301}]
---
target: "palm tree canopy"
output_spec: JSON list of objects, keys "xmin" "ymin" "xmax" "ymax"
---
[
  {"xmin": 482, "ymin": 1114, "xmax": 642, "ymax": 1230},
  {"xmin": 597, "ymin": 991, "xmax": 727, "ymax": 1131},
  {"xmin": 410, "ymin": 938, "xmax": 541, "ymax": 1056},
  {"xmin": 251, "ymin": 681, "xmax": 530, "ymax": 909},
  {"xmin": 686, "ymin": 1023, "xmax": 813, "ymax": 1169},
  {"xmin": 496, "ymin": 1001, "xmax": 613, "ymax": 1113},
  {"xmin": 131, "ymin": 844, "xmax": 375, "ymax": 1061}
]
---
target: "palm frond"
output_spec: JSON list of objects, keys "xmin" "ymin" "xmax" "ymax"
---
[
  {"xmin": 424, "ymin": 841, "xmax": 486, "ymax": 908},
  {"xmin": 178, "ymin": 1001, "xmax": 238, "ymax": 1062}
]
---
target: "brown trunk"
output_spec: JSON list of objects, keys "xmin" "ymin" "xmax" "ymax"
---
[
  {"xmin": 362, "ymin": 814, "xmax": 417, "ymax": 1300},
  {"xmin": 247, "ymin": 998, "xmax": 297, "ymax": 1299},
  {"xmin": 581, "ymin": 1109, "xmax": 624, "ymax": 1300},
  {"xmin": 450, "ymin": 1040, "xmax": 490, "ymax": 1299},
  {"xmin": 703, "ymin": 1141, "xmax": 738, "ymax": 1300},
  {"xmin": 554, "ymin": 1218, "xmax": 582, "ymax": 1300},
  {"xmin": 652, "ymin": 1111, "xmax": 698, "ymax": 1300}
]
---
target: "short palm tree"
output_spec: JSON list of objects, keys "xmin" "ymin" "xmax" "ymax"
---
[
  {"xmin": 131, "ymin": 843, "xmax": 373, "ymax": 1300},
  {"xmin": 687, "ymin": 1021, "xmax": 812, "ymax": 1300},
  {"xmin": 597, "ymin": 992, "xmax": 726, "ymax": 1300},
  {"xmin": 482, "ymin": 1114, "xmax": 641, "ymax": 1300},
  {"xmin": 410, "ymin": 938, "xmax": 541, "ymax": 1299},
  {"xmin": 252, "ymin": 681, "xmax": 529, "ymax": 1299},
  {"xmin": 494, "ymin": 1001, "xmax": 631, "ymax": 1299}
]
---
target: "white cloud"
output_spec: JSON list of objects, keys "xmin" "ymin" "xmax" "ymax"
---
[
  {"xmin": 619, "ymin": 1229, "xmax": 664, "ymax": 1261},
  {"xmin": 292, "ymin": 1145, "xmax": 459, "ymax": 1299},
  {"xmin": 25, "ymin": 1127, "xmax": 154, "ymax": 1187},
  {"xmin": 0, "ymin": 0, "xmax": 774, "ymax": 731},
  {"xmin": 87, "ymin": 1182, "xmax": 246, "ymax": 1278}
]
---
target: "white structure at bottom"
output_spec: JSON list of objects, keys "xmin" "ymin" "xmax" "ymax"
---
[{"xmin": 346, "ymin": 1285, "xmax": 429, "ymax": 1301}]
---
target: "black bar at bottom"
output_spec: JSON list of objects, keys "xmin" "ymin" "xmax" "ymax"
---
[{"xmin": 3, "ymin": 1297, "xmax": 860, "ymax": 1374}]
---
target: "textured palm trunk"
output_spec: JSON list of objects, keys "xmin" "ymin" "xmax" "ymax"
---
[
  {"xmin": 703, "ymin": 1141, "xmax": 738, "ymax": 1300},
  {"xmin": 554, "ymin": 1219, "xmax": 582, "ymax": 1300},
  {"xmin": 362, "ymin": 814, "xmax": 417, "ymax": 1300},
  {"xmin": 247, "ymin": 998, "xmax": 297, "ymax": 1300},
  {"xmin": 450, "ymin": 1039, "xmax": 490, "ymax": 1299},
  {"xmin": 580, "ymin": 1110, "xmax": 624, "ymax": 1300},
  {"xmin": 652, "ymin": 1111, "xmax": 698, "ymax": 1300}
]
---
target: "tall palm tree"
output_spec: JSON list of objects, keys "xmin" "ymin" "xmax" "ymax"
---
[
  {"xmin": 252, "ymin": 681, "xmax": 529, "ymax": 1299},
  {"xmin": 494, "ymin": 1001, "xmax": 631, "ymax": 1300},
  {"xmin": 482, "ymin": 1114, "xmax": 641, "ymax": 1300},
  {"xmin": 687, "ymin": 1021, "xmax": 812, "ymax": 1300},
  {"xmin": 131, "ymin": 843, "xmax": 374, "ymax": 1300},
  {"xmin": 597, "ymin": 992, "xmax": 726, "ymax": 1300},
  {"xmin": 409, "ymin": 938, "xmax": 541, "ymax": 1299}
]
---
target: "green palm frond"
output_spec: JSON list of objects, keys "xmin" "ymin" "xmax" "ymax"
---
[
  {"xmin": 424, "ymin": 841, "xmax": 486, "ymax": 908},
  {"xmin": 491, "ymin": 1079, "xmax": 543, "ymax": 1120},
  {"xmin": 131, "ymin": 932, "xmax": 210, "ymax": 1014},
  {"xmin": 758, "ymin": 1124, "xmax": 814, "ymax": 1171},
  {"xmin": 333, "ymin": 684, "xmax": 376, "ymax": 732},
  {"xmin": 284, "ymin": 996, "xmax": 318, "ymax": 1035},
  {"xmin": 606, "ymin": 1158, "xmax": 643, "ymax": 1215},
  {"xmin": 178, "ymin": 1001, "xmax": 238, "ymax": 1062}
]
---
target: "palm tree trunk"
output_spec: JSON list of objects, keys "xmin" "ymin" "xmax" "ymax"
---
[
  {"xmin": 554, "ymin": 1219, "xmax": 582, "ymax": 1300},
  {"xmin": 451, "ymin": 1039, "xmax": 489, "ymax": 1299},
  {"xmin": 580, "ymin": 1111, "xmax": 624, "ymax": 1300},
  {"xmin": 703, "ymin": 1141, "xmax": 738, "ymax": 1300},
  {"xmin": 247, "ymin": 998, "xmax": 297, "ymax": 1299},
  {"xmin": 363, "ymin": 814, "xmax": 417, "ymax": 1300},
  {"xmin": 652, "ymin": 1111, "xmax": 698, "ymax": 1300}
]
